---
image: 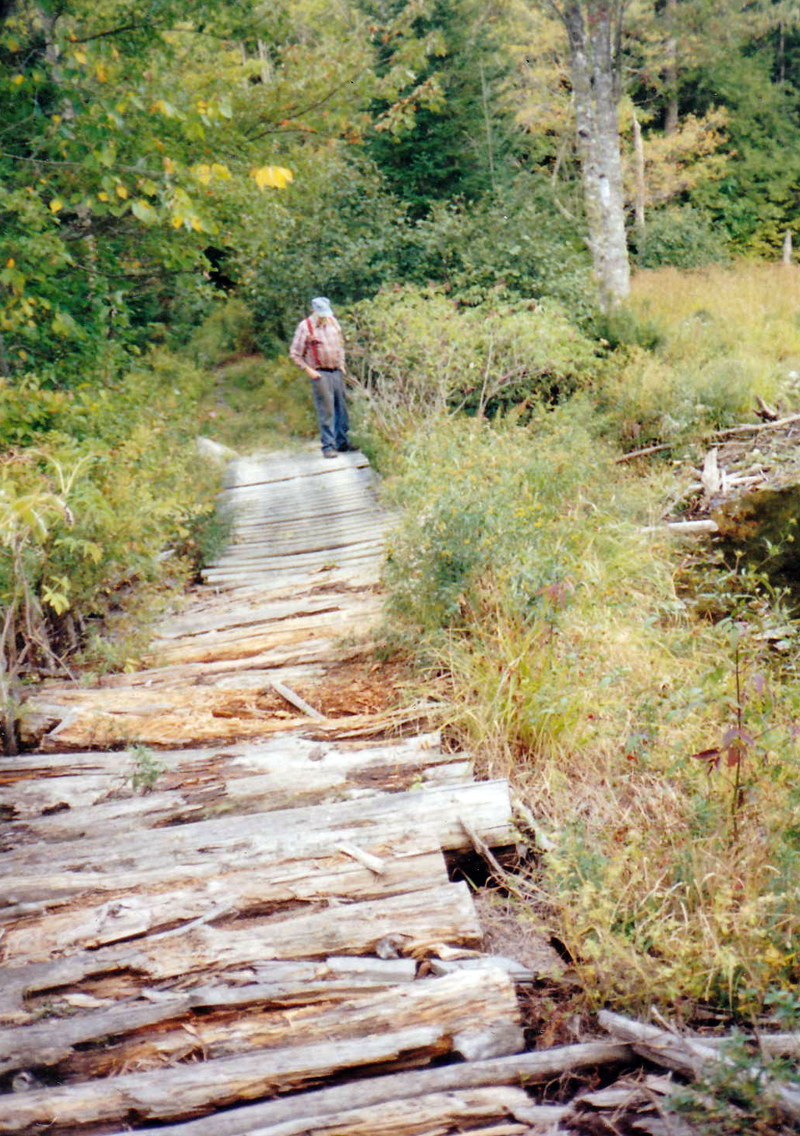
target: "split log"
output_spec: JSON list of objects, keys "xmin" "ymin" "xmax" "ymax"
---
[
  {"xmin": 0, "ymin": 958, "xmax": 417, "ymax": 1074},
  {"xmin": 0, "ymin": 1024, "xmax": 447, "ymax": 1132},
  {"xmin": 51, "ymin": 966, "xmax": 524, "ymax": 1082},
  {"xmin": 0, "ymin": 835, "xmax": 448, "ymax": 966},
  {"xmin": 713, "ymin": 411, "xmax": 800, "ymax": 438},
  {"xmin": 216, "ymin": 1089, "xmax": 569, "ymax": 1136},
  {"xmin": 599, "ymin": 1010, "xmax": 800, "ymax": 1124},
  {"xmin": 0, "ymin": 882, "xmax": 483, "ymax": 1014},
  {"xmin": 0, "ymin": 732, "xmax": 455, "ymax": 831},
  {"xmin": 0, "ymin": 969, "xmax": 525, "ymax": 1132},
  {"xmin": 110, "ymin": 1041, "xmax": 630, "ymax": 1136},
  {"xmin": 2, "ymin": 779, "xmax": 513, "ymax": 881}
]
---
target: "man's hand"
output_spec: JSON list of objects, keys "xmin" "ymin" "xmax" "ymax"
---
[{"xmin": 307, "ymin": 368, "xmax": 320, "ymax": 380}]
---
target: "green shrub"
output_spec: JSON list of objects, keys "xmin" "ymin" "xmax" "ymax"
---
[
  {"xmin": 189, "ymin": 298, "xmax": 258, "ymax": 367},
  {"xmin": 348, "ymin": 285, "xmax": 600, "ymax": 440},
  {"xmin": 0, "ymin": 350, "xmax": 223, "ymax": 720},
  {"xmin": 639, "ymin": 206, "xmax": 731, "ymax": 270}
]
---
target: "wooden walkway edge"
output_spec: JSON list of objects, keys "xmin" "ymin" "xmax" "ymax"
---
[{"xmin": 0, "ymin": 447, "xmax": 585, "ymax": 1136}]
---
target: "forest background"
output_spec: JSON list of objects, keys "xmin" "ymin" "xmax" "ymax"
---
[{"xmin": 3, "ymin": 0, "xmax": 800, "ymax": 1086}]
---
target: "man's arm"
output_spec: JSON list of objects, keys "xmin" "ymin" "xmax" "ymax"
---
[{"xmin": 289, "ymin": 321, "xmax": 320, "ymax": 379}]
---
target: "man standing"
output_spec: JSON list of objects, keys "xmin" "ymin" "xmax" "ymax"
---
[{"xmin": 289, "ymin": 297, "xmax": 350, "ymax": 459}]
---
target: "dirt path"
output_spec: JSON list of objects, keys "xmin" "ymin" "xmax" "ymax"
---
[{"xmin": 2, "ymin": 447, "xmax": 604, "ymax": 1135}]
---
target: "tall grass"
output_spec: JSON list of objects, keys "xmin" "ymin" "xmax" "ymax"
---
[{"xmin": 376, "ymin": 267, "xmax": 800, "ymax": 1015}]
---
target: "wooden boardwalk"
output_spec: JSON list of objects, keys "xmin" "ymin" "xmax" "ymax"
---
[{"xmin": 0, "ymin": 448, "xmax": 614, "ymax": 1135}]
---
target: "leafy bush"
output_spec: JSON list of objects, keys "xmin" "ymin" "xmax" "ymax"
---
[
  {"xmin": 639, "ymin": 206, "xmax": 731, "ymax": 269},
  {"xmin": 399, "ymin": 175, "xmax": 598, "ymax": 322},
  {"xmin": 0, "ymin": 350, "xmax": 223, "ymax": 746},
  {"xmin": 189, "ymin": 298, "xmax": 259, "ymax": 367},
  {"xmin": 348, "ymin": 285, "xmax": 600, "ymax": 440}
]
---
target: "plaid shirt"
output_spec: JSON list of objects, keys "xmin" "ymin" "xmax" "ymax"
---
[{"xmin": 289, "ymin": 314, "xmax": 345, "ymax": 372}]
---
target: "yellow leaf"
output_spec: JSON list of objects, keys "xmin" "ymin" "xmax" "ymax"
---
[
  {"xmin": 95, "ymin": 63, "xmax": 108, "ymax": 82},
  {"xmin": 6, "ymin": 258, "xmax": 14, "ymax": 268},
  {"xmin": 191, "ymin": 216, "xmax": 203, "ymax": 232},
  {"xmin": 49, "ymin": 199, "xmax": 63, "ymax": 213},
  {"xmin": 193, "ymin": 163, "xmax": 211, "ymax": 185},
  {"xmin": 251, "ymin": 165, "xmax": 294, "ymax": 190},
  {"xmin": 73, "ymin": 50, "xmax": 87, "ymax": 64},
  {"xmin": 211, "ymin": 163, "xmax": 231, "ymax": 179},
  {"xmin": 172, "ymin": 214, "xmax": 184, "ymax": 229},
  {"xmin": 163, "ymin": 157, "xmax": 175, "ymax": 174},
  {"xmin": 115, "ymin": 184, "xmax": 128, "ymax": 200},
  {"xmin": 97, "ymin": 191, "xmax": 109, "ymax": 202},
  {"xmin": 51, "ymin": 114, "xmax": 61, "ymax": 125},
  {"xmin": 12, "ymin": 74, "xmax": 23, "ymax": 85}
]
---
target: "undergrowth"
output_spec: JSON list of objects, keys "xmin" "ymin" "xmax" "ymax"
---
[{"xmin": 371, "ymin": 264, "xmax": 800, "ymax": 1019}]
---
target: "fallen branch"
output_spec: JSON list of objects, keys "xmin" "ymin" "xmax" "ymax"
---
[
  {"xmin": 598, "ymin": 1010, "xmax": 800, "ymax": 1125},
  {"xmin": 270, "ymin": 679, "xmax": 325, "ymax": 720},
  {"xmin": 615, "ymin": 442, "xmax": 675, "ymax": 464},
  {"xmin": 713, "ymin": 411, "xmax": 800, "ymax": 438}
]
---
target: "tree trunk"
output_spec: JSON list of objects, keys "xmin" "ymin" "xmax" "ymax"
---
[
  {"xmin": 563, "ymin": 2, "xmax": 630, "ymax": 307},
  {"xmin": 631, "ymin": 107, "xmax": 646, "ymax": 254},
  {"xmin": 663, "ymin": 0, "xmax": 678, "ymax": 134}
]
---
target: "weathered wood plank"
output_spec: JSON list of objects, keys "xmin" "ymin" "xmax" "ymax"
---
[
  {"xmin": 1, "ymin": 836, "xmax": 448, "ymax": 965},
  {"xmin": 0, "ymin": 970, "xmax": 525, "ymax": 1132},
  {"xmin": 53, "ymin": 967, "xmax": 523, "ymax": 1081},
  {"xmin": 0, "ymin": 958, "xmax": 417, "ymax": 1074},
  {"xmin": 233, "ymin": 1088, "xmax": 563, "ymax": 1136},
  {"xmin": 2, "ymin": 780, "xmax": 512, "ymax": 878},
  {"xmin": 0, "ymin": 882, "xmax": 483, "ymax": 1017},
  {"xmin": 114, "ymin": 1042, "xmax": 631, "ymax": 1136},
  {"xmin": 1, "ymin": 733, "xmax": 459, "ymax": 833}
]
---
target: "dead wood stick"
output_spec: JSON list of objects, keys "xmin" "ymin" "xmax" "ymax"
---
[
  {"xmin": 598, "ymin": 1010, "xmax": 800, "ymax": 1124},
  {"xmin": 270, "ymin": 679, "xmax": 325, "ymax": 720},
  {"xmin": 615, "ymin": 442, "xmax": 675, "ymax": 463},
  {"xmin": 335, "ymin": 841, "xmax": 386, "ymax": 875},
  {"xmin": 713, "ymin": 411, "xmax": 800, "ymax": 438},
  {"xmin": 111, "ymin": 1040, "xmax": 632, "ymax": 1136},
  {"xmin": 698, "ymin": 1031, "xmax": 800, "ymax": 1059}
]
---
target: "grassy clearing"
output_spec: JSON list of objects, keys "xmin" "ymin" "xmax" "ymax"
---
[
  {"xmin": 197, "ymin": 355, "xmax": 317, "ymax": 454},
  {"xmin": 370, "ymin": 264, "xmax": 800, "ymax": 1018},
  {"xmin": 593, "ymin": 263, "xmax": 800, "ymax": 451}
]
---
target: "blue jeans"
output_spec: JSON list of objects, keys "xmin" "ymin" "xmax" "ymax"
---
[{"xmin": 311, "ymin": 370, "xmax": 349, "ymax": 453}]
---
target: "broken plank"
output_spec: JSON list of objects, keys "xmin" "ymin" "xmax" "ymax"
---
[
  {"xmin": 0, "ymin": 882, "xmax": 483, "ymax": 1014},
  {"xmin": 116, "ymin": 1041, "xmax": 630, "ymax": 1136},
  {"xmin": 232, "ymin": 1089, "xmax": 565, "ymax": 1136},
  {"xmin": 2, "ymin": 780, "xmax": 513, "ymax": 879},
  {"xmin": 0, "ymin": 958, "xmax": 417, "ymax": 1074},
  {"xmin": 0, "ymin": 1025, "xmax": 449, "ymax": 1132},
  {"xmin": 52, "ymin": 967, "xmax": 523, "ymax": 1082}
]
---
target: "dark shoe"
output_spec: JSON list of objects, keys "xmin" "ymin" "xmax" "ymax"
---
[
  {"xmin": 322, "ymin": 448, "xmax": 338, "ymax": 459},
  {"xmin": 336, "ymin": 442, "xmax": 354, "ymax": 452}
]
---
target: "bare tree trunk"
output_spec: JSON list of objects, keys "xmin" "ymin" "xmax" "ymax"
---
[
  {"xmin": 631, "ymin": 106, "xmax": 645, "ymax": 254},
  {"xmin": 783, "ymin": 230, "xmax": 793, "ymax": 264},
  {"xmin": 664, "ymin": 0, "xmax": 678, "ymax": 134},
  {"xmin": 562, "ymin": 1, "xmax": 630, "ymax": 307}
]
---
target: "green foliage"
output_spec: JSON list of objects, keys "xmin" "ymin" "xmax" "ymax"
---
[
  {"xmin": 189, "ymin": 298, "xmax": 258, "ymax": 367},
  {"xmin": 639, "ymin": 206, "xmax": 731, "ymax": 269},
  {"xmin": 399, "ymin": 176, "xmax": 597, "ymax": 318},
  {"xmin": 128, "ymin": 743, "xmax": 167, "ymax": 793},
  {"xmin": 669, "ymin": 1033, "xmax": 800, "ymax": 1134},
  {"xmin": 0, "ymin": 350, "xmax": 222, "ymax": 730},
  {"xmin": 198, "ymin": 356, "xmax": 317, "ymax": 453},
  {"xmin": 348, "ymin": 285, "xmax": 600, "ymax": 439},
  {"xmin": 366, "ymin": 0, "xmax": 520, "ymax": 215}
]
